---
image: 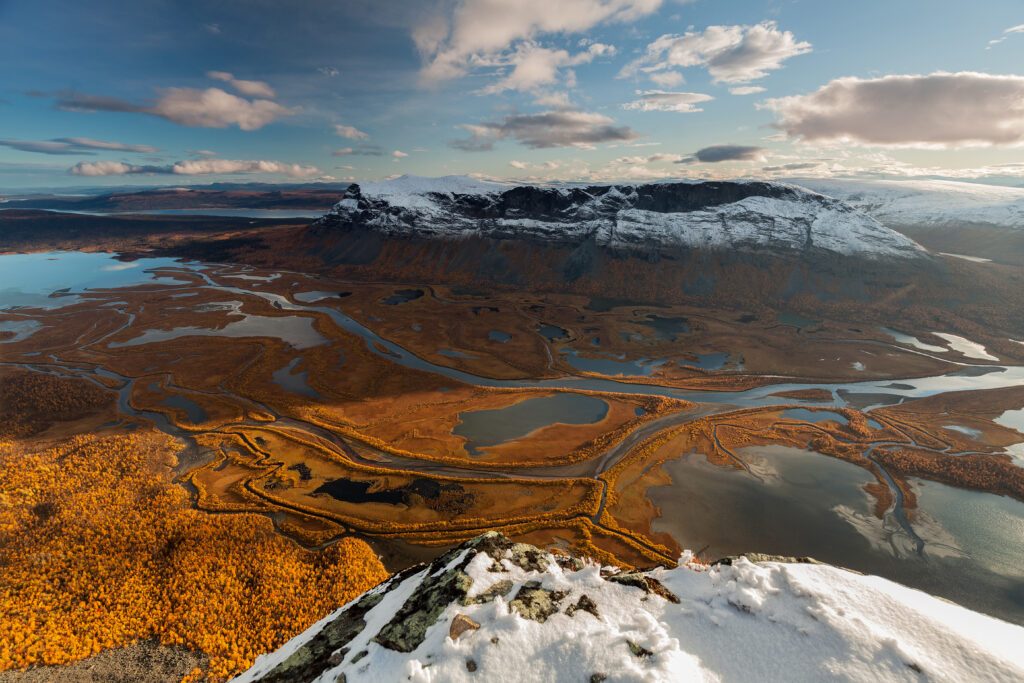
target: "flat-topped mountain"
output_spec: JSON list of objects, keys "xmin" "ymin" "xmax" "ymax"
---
[{"xmin": 313, "ymin": 175, "xmax": 926, "ymax": 260}]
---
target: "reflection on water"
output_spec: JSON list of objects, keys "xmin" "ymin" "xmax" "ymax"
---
[
  {"xmin": 781, "ymin": 408, "xmax": 849, "ymax": 424},
  {"xmin": 880, "ymin": 327, "xmax": 946, "ymax": 353},
  {"xmin": 650, "ymin": 447, "xmax": 1024, "ymax": 623},
  {"xmin": 0, "ymin": 251, "xmax": 192, "ymax": 310},
  {"xmin": 561, "ymin": 349, "xmax": 666, "ymax": 376},
  {"xmin": 488, "ymin": 330, "xmax": 512, "ymax": 343},
  {"xmin": 294, "ymin": 291, "xmax": 351, "ymax": 303},
  {"xmin": 453, "ymin": 393, "xmax": 608, "ymax": 456},
  {"xmin": 537, "ymin": 323, "xmax": 569, "ymax": 341},
  {"xmin": 109, "ymin": 314, "xmax": 328, "ymax": 350},
  {"xmin": 0, "ymin": 319, "xmax": 41, "ymax": 343},
  {"xmin": 272, "ymin": 358, "xmax": 320, "ymax": 399},
  {"xmin": 934, "ymin": 332, "xmax": 998, "ymax": 361}
]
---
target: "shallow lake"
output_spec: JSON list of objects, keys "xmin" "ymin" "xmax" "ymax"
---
[
  {"xmin": 650, "ymin": 446, "xmax": 1024, "ymax": 623},
  {"xmin": 453, "ymin": 393, "xmax": 608, "ymax": 456},
  {"xmin": 0, "ymin": 251, "xmax": 193, "ymax": 310}
]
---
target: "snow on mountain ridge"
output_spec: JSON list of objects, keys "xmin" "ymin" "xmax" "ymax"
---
[
  {"xmin": 317, "ymin": 176, "xmax": 926, "ymax": 259},
  {"xmin": 792, "ymin": 178, "xmax": 1024, "ymax": 229},
  {"xmin": 234, "ymin": 533, "xmax": 1024, "ymax": 683}
]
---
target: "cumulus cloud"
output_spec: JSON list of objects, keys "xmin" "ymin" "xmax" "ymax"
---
[
  {"xmin": 481, "ymin": 41, "xmax": 616, "ymax": 93},
  {"xmin": 451, "ymin": 109, "xmax": 638, "ymax": 150},
  {"xmin": 70, "ymin": 158, "xmax": 320, "ymax": 177},
  {"xmin": 0, "ymin": 137, "xmax": 157, "ymax": 155},
  {"xmin": 763, "ymin": 72, "xmax": 1024, "ymax": 148},
  {"xmin": 318, "ymin": 66, "xmax": 340, "ymax": 77},
  {"xmin": 206, "ymin": 71, "xmax": 276, "ymax": 98},
  {"xmin": 334, "ymin": 124, "xmax": 369, "ymax": 140},
  {"xmin": 729, "ymin": 85, "xmax": 765, "ymax": 95},
  {"xmin": 680, "ymin": 144, "xmax": 765, "ymax": 163},
  {"xmin": 622, "ymin": 90, "xmax": 713, "ymax": 113},
  {"xmin": 415, "ymin": 0, "xmax": 660, "ymax": 87},
  {"xmin": 621, "ymin": 21, "xmax": 811, "ymax": 84},
  {"xmin": 55, "ymin": 77, "xmax": 297, "ymax": 131},
  {"xmin": 149, "ymin": 88, "xmax": 295, "ymax": 130},
  {"xmin": 392, "ymin": 150, "xmax": 408, "ymax": 158}
]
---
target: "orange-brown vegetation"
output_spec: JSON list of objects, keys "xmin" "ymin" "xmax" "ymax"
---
[
  {"xmin": 873, "ymin": 447, "xmax": 1024, "ymax": 501},
  {"xmin": 0, "ymin": 432, "xmax": 387, "ymax": 681},
  {"xmin": 0, "ymin": 369, "xmax": 113, "ymax": 438}
]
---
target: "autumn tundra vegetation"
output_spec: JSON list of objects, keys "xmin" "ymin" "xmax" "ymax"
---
[{"xmin": 2, "ymin": 262, "xmax": 1023, "ymax": 679}]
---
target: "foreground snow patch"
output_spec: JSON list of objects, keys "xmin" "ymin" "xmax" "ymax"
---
[{"xmin": 234, "ymin": 534, "xmax": 1024, "ymax": 683}]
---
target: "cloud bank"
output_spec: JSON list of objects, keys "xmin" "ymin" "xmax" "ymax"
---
[
  {"xmin": 70, "ymin": 158, "xmax": 320, "ymax": 177},
  {"xmin": 0, "ymin": 137, "xmax": 157, "ymax": 155},
  {"xmin": 452, "ymin": 110, "xmax": 638, "ymax": 150},
  {"xmin": 764, "ymin": 72, "xmax": 1024, "ymax": 148}
]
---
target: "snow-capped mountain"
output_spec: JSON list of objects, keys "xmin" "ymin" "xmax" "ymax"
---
[
  {"xmin": 314, "ymin": 175, "xmax": 926, "ymax": 260},
  {"xmin": 792, "ymin": 178, "xmax": 1024, "ymax": 230},
  {"xmin": 234, "ymin": 533, "xmax": 1024, "ymax": 683}
]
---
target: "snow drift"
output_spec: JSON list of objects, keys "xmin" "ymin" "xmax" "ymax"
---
[{"xmin": 234, "ymin": 533, "xmax": 1024, "ymax": 683}]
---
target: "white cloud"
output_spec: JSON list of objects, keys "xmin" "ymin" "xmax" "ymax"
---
[
  {"xmin": 452, "ymin": 109, "xmax": 638, "ymax": 149},
  {"xmin": 649, "ymin": 71, "xmax": 684, "ymax": 87},
  {"xmin": 764, "ymin": 72, "xmax": 1024, "ymax": 148},
  {"xmin": 509, "ymin": 160, "xmax": 529, "ymax": 169},
  {"xmin": 0, "ymin": 137, "xmax": 157, "ymax": 155},
  {"xmin": 70, "ymin": 158, "xmax": 320, "ymax": 177},
  {"xmin": 392, "ymin": 150, "xmax": 408, "ymax": 158},
  {"xmin": 206, "ymin": 71, "xmax": 276, "ymax": 98},
  {"xmin": 334, "ymin": 124, "xmax": 370, "ymax": 140},
  {"xmin": 987, "ymin": 23, "xmax": 1024, "ymax": 48},
  {"xmin": 622, "ymin": 90, "xmax": 713, "ymax": 113},
  {"xmin": 318, "ymin": 66, "xmax": 340, "ymax": 77},
  {"xmin": 621, "ymin": 21, "xmax": 811, "ymax": 84},
  {"xmin": 149, "ymin": 88, "xmax": 295, "ymax": 130},
  {"xmin": 729, "ymin": 85, "xmax": 765, "ymax": 95},
  {"xmin": 416, "ymin": 0, "xmax": 660, "ymax": 86},
  {"xmin": 481, "ymin": 41, "xmax": 616, "ymax": 94}
]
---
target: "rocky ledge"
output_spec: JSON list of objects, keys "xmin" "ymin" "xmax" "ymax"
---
[{"xmin": 233, "ymin": 533, "xmax": 1023, "ymax": 682}]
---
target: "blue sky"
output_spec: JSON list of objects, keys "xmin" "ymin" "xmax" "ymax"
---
[{"xmin": 1, "ymin": 0, "xmax": 1023, "ymax": 189}]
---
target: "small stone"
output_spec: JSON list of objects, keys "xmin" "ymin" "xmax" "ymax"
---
[
  {"xmin": 350, "ymin": 650, "xmax": 368, "ymax": 664},
  {"xmin": 449, "ymin": 613, "xmax": 481, "ymax": 640},
  {"xmin": 627, "ymin": 640, "xmax": 653, "ymax": 659},
  {"xmin": 466, "ymin": 659, "xmax": 478, "ymax": 672},
  {"xmin": 590, "ymin": 675, "xmax": 608, "ymax": 683},
  {"xmin": 565, "ymin": 594, "xmax": 600, "ymax": 619},
  {"xmin": 327, "ymin": 650, "xmax": 344, "ymax": 666},
  {"xmin": 490, "ymin": 637, "xmax": 499, "ymax": 645}
]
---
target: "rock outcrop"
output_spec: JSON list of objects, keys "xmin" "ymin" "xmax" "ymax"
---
[{"xmin": 233, "ymin": 532, "xmax": 1024, "ymax": 682}]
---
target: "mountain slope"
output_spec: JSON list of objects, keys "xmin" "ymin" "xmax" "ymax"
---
[
  {"xmin": 793, "ymin": 178, "xmax": 1024, "ymax": 265},
  {"xmin": 234, "ymin": 533, "xmax": 1024, "ymax": 683},
  {"xmin": 314, "ymin": 176, "xmax": 926, "ymax": 260},
  {"xmin": 792, "ymin": 178, "xmax": 1024, "ymax": 230}
]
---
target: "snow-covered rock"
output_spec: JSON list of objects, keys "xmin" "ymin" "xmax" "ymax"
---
[
  {"xmin": 233, "ymin": 533, "xmax": 1024, "ymax": 683},
  {"xmin": 792, "ymin": 178, "xmax": 1024, "ymax": 230},
  {"xmin": 314, "ymin": 176, "xmax": 926, "ymax": 260}
]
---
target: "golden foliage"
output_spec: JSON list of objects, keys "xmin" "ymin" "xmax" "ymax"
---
[
  {"xmin": 0, "ymin": 370, "xmax": 112, "ymax": 438},
  {"xmin": 0, "ymin": 432, "xmax": 388, "ymax": 681}
]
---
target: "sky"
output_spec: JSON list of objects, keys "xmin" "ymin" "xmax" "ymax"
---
[{"xmin": 1, "ymin": 0, "xmax": 1024, "ymax": 190}]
